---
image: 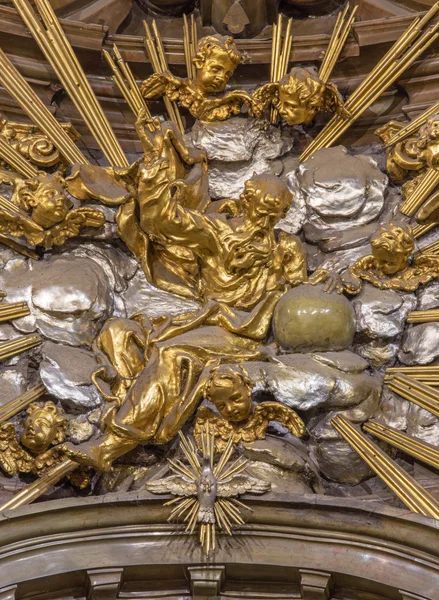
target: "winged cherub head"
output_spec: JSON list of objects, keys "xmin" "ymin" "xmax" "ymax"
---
[
  {"xmin": 370, "ymin": 223, "xmax": 414, "ymax": 276},
  {"xmin": 204, "ymin": 364, "xmax": 253, "ymax": 424},
  {"xmin": 14, "ymin": 172, "xmax": 72, "ymax": 229},
  {"xmin": 276, "ymin": 66, "xmax": 347, "ymax": 126},
  {"xmin": 20, "ymin": 401, "xmax": 68, "ymax": 454},
  {"xmin": 193, "ymin": 35, "xmax": 242, "ymax": 95},
  {"xmin": 417, "ymin": 114, "xmax": 439, "ymax": 169}
]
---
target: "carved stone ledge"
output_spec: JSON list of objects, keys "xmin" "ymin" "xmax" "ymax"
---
[
  {"xmin": 0, "ymin": 586, "xmax": 16, "ymax": 600},
  {"xmin": 86, "ymin": 568, "xmax": 123, "ymax": 600},
  {"xmin": 299, "ymin": 569, "xmax": 333, "ymax": 600},
  {"xmin": 400, "ymin": 592, "xmax": 429, "ymax": 600},
  {"xmin": 187, "ymin": 566, "xmax": 225, "ymax": 600}
]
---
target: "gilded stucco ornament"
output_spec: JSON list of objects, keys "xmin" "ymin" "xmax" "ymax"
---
[
  {"xmin": 251, "ymin": 67, "xmax": 349, "ymax": 126},
  {"xmin": 0, "ymin": 112, "xmax": 79, "ymax": 170},
  {"xmin": 140, "ymin": 35, "xmax": 252, "ymax": 122},
  {"xmin": 341, "ymin": 223, "xmax": 439, "ymax": 294},
  {"xmin": 0, "ymin": 172, "xmax": 105, "ymax": 248},
  {"xmin": 0, "ymin": 401, "xmax": 67, "ymax": 476},
  {"xmin": 193, "ymin": 364, "xmax": 305, "ymax": 453},
  {"xmin": 146, "ymin": 426, "xmax": 270, "ymax": 555},
  {"xmin": 376, "ymin": 114, "xmax": 439, "ymax": 184}
]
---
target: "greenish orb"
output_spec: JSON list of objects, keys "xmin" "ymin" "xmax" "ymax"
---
[{"xmin": 272, "ymin": 284, "xmax": 356, "ymax": 352}]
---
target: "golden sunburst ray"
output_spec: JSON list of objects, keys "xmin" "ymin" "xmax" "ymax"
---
[
  {"xmin": 12, "ymin": 0, "xmax": 128, "ymax": 167},
  {"xmin": 332, "ymin": 414, "xmax": 439, "ymax": 519},
  {"xmin": 318, "ymin": 4, "xmax": 357, "ymax": 84},
  {"xmin": 301, "ymin": 3, "xmax": 439, "ymax": 162},
  {"xmin": 143, "ymin": 20, "xmax": 184, "ymax": 132}
]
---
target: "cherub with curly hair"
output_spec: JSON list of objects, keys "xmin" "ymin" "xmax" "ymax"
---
[
  {"xmin": 376, "ymin": 113, "xmax": 439, "ymax": 185},
  {"xmin": 141, "ymin": 34, "xmax": 252, "ymax": 122},
  {"xmin": 251, "ymin": 66, "xmax": 349, "ymax": 125},
  {"xmin": 194, "ymin": 364, "xmax": 305, "ymax": 453},
  {"xmin": 339, "ymin": 223, "xmax": 439, "ymax": 294},
  {"xmin": 20, "ymin": 401, "xmax": 68, "ymax": 454},
  {"xmin": 0, "ymin": 171, "xmax": 105, "ymax": 248},
  {"xmin": 0, "ymin": 401, "xmax": 68, "ymax": 477}
]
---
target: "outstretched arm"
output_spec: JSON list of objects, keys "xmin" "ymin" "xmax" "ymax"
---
[{"xmin": 137, "ymin": 160, "xmax": 217, "ymax": 255}]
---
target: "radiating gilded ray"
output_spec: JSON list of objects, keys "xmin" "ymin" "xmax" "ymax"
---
[
  {"xmin": 412, "ymin": 222, "xmax": 436, "ymax": 238},
  {"xmin": 0, "ymin": 234, "xmax": 39, "ymax": 260},
  {"xmin": 319, "ymin": 4, "xmax": 357, "ymax": 83},
  {"xmin": 0, "ymin": 48, "xmax": 87, "ymax": 166},
  {"xmin": 386, "ymin": 366, "xmax": 439, "ymax": 386},
  {"xmin": 0, "ymin": 383, "xmax": 46, "ymax": 425},
  {"xmin": 103, "ymin": 45, "xmax": 152, "ymax": 124},
  {"xmin": 0, "ymin": 458, "xmax": 78, "ymax": 511},
  {"xmin": 364, "ymin": 420, "xmax": 439, "ymax": 471},
  {"xmin": 169, "ymin": 497, "xmax": 196, "ymax": 520},
  {"xmin": 168, "ymin": 458, "xmax": 196, "ymax": 480},
  {"xmin": 407, "ymin": 309, "xmax": 439, "ymax": 323},
  {"xmin": 0, "ymin": 301, "xmax": 30, "ymax": 323},
  {"xmin": 0, "ymin": 195, "xmax": 29, "ymax": 218},
  {"xmin": 0, "ymin": 135, "xmax": 38, "ymax": 178},
  {"xmin": 332, "ymin": 414, "xmax": 439, "ymax": 519},
  {"xmin": 417, "ymin": 239, "xmax": 439, "ymax": 255},
  {"xmin": 178, "ymin": 431, "xmax": 201, "ymax": 473},
  {"xmin": 183, "ymin": 14, "xmax": 197, "ymax": 80},
  {"xmin": 270, "ymin": 14, "xmax": 293, "ymax": 124},
  {"xmin": 214, "ymin": 500, "xmax": 232, "ymax": 534},
  {"xmin": 386, "ymin": 101, "xmax": 439, "ymax": 147},
  {"xmin": 13, "ymin": 0, "xmax": 127, "ymax": 167},
  {"xmin": 186, "ymin": 501, "xmax": 199, "ymax": 534},
  {"xmin": 401, "ymin": 168, "xmax": 439, "ymax": 216},
  {"xmin": 387, "ymin": 373, "xmax": 439, "ymax": 418},
  {"xmin": 213, "ymin": 435, "xmax": 234, "ymax": 478},
  {"xmin": 143, "ymin": 20, "xmax": 184, "ymax": 132},
  {"xmin": 218, "ymin": 497, "xmax": 244, "ymax": 524},
  {"xmin": 0, "ymin": 333, "xmax": 42, "ymax": 361},
  {"xmin": 220, "ymin": 457, "xmax": 248, "ymax": 481},
  {"xmin": 300, "ymin": 3, "xmax": 439, "ymax": 162}
]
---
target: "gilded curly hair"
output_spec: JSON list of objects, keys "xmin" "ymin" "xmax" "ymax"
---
[
  {"xmin": 12, "ymin": 172, "xmax": 69, "ymax": 213},
  {"xmin": 371, "ymin": 223, "xmax": 414, "ymax": 261},
  {"xmin": 417, "ymin": 113, "xmax": 439, "ymax": 151},
  {"xmin": 204, "ymin": 364, "xmax": 253, "ymax": 402},
  {"xmin": 277, "ymin": 67, "xmax": 325, "ymax": 109},
  {"xmin": 193, "ymin": 35, "xmax": 242, "ymax": 70},
  {"xmin": 25, "ymin": 401, "xmax": 69, "ymax": 445}
]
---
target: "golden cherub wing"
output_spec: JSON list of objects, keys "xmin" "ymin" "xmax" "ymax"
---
[
  {"xmin": 322, "ymin": 82, "xmax": 350, "ymax": 119},
  {"xmin": 140, "ymin": 72, "xmax": 180, "ymax": 100},
  {"xmin": 260, "ymin": 402, "xmax": 306, "ymax": 437},
  {"xmin": 43, "ymin": 207, "xmax": 106, "ymax": 248},
  {"xmin": 146, "ymin": 474, "xmax": 197, "ymax": 496},
  {"xmin": 375, "ymin": 120, "xmax": 405, "ymax": 145},
  {"xmin": 0, "ymin": 208, "xmax": 45, "ymax": 245},
  {"xmin": 217, "ymin": 474, "xmax": 271, "ymax": 497},
  {"xmin": 0, "ymin": 422, "xmax": 34, "ymax": 476},
  {"xmin": 250, "ymin": 83, "xmax": 278, "ymax": 118}
]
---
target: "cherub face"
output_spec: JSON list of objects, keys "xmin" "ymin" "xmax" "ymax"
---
[
  {"xmin": 277, "ymin": 85, "xmax": 317, "ymax": 125},
  {"xmin": 195, "ymin": 49, "xmax": 236, "ymax": 95},
  {"xmin": 20, "ymin": 410, "xmax": 59, "ymax": 453},
  {"xmin": 372, "ymin": 246, "xmax": 408, "ymax": 275},
  {"xmin": 210, "ymin": 376, "xmax": 253, "ymax": 423},
  {"xmin": 31, "ymin": 180, "xmax": 72, "ymax": 229}
]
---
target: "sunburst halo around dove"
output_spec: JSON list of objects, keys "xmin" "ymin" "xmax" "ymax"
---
[{"xmin": 146, "ymin": 424, "xmax": 270, "ymax": 555}]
